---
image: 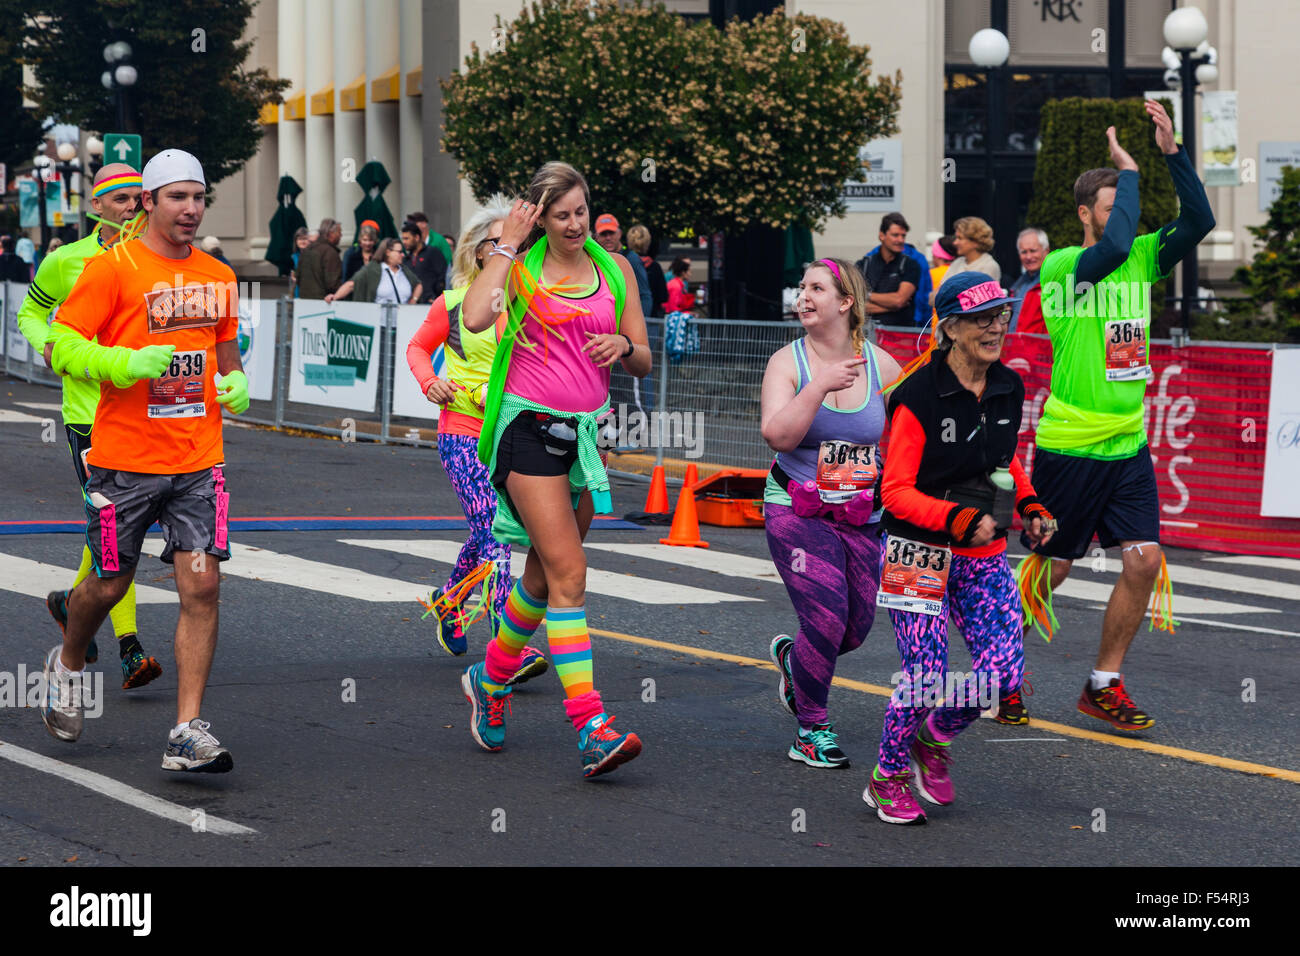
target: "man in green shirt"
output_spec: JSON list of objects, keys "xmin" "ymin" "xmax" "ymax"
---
[
  {"xmin": 17, "ymin": 163, "xmax": 163, "ymax": 690},
  {"xmin": 1014, "ymin": 101, "xmax": 1214, "ymax": 732}
]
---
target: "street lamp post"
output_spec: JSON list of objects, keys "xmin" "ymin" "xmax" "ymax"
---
[
  {"xmin": 55, "ymin": 142, "xmax": 81, "ymax": 240},
  {"xmin": 101, "ymin": 41, "xmax": 137, "ymax": 134},
  {"xmin": 970, "ymin": 29, "xmax": 1010, "ymax": 241},
  {"xmin": 1163, "ymin": 8, "xmax": 1218, "ymax": 333},
  {"xmin": 32, "ymin": 155, "xmax": 52, "ymax": 255}
]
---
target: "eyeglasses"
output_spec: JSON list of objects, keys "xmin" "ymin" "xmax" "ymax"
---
[
  {"xmin": 475, "ymin": 236, "xmax": 502, "ymax": 249},
  {"xmin": 962, "ymin": 307, "xmax": 1012, "ymax": 329}
]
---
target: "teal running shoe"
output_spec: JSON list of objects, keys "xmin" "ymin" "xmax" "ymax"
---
[
  {"xmin": 788, "ymin": 722, "xmax": 850, "ymax": 769},
  {"xmin": 462, "ymin": 661, "xmax": 511, "ymax": 751},
  {"xmin": 578, "ymin": 713, "xmax": 641, "ymax": 778}
]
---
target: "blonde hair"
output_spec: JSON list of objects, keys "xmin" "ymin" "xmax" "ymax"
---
[
  {"xmin": 954, "ymin": 216, "xmax": 994, "ymax": 253},
  {"xmin": 810, "ymin": 258, "xmax": 870, "ymax": 357},
  {"xmin": 450, "ymin": 193, "xmax": 514, "ymax": 289},
  {"xmin": 523, "ymin": 161, "xmax": 590, "ymax": 251},
  {"xmin": 626, "ymin": 224, "xmax": 651, "ymax": 255}
]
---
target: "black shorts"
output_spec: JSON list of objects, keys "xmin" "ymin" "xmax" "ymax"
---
[
  {"xmin": 83, "ymin": 465, "xmax": 232, "ymax": 578},
  {"xmin": 492, "ymin": 411, "xmax": 578, "ymax": 483},
  {"xmin": 65, "ymin": 423, "xmax": 93, "ymax": 491},
  {"xmin": 1023, "ymin": 445, "xmax": 1161, "ymax": 560}
]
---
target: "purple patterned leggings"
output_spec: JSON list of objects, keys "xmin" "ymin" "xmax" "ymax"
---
[
  {"xmin": 876, "ymin": 541, "xmax": 1024, "ymax": 774},
  {"xmin": 765, "ymin": 502, "xmax": 883, "ymax": 727},
  {"xmin": 438, "ymin": 432, "xmax": 511, "ymax": 622}
]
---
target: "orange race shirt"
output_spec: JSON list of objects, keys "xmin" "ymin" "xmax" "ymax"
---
[{"xmin": 57, "ymin": 241, "xmax": 238, "ymax": 474}]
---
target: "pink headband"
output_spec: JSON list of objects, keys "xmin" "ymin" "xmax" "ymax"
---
[{"xmin": 817, "ymin": 258, "xmax": 842, "ymax": 283}]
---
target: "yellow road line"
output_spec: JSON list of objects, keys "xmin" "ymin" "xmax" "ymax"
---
[{"xmin": 590, "ymin": 626, "xmax": 1300, "ymax": 785}]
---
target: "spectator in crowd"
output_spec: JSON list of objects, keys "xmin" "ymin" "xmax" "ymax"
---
[
  {"xmin": 327, "ymin": 237, "xmax": 422, "ymax": 305},
  {"xmin": 1009, "ymin": 227, "xmax": 1048, "ymax": 332},
  {"xmin": 343, "ymin": 221, "xmax": 380, "ymax": 282},
  {"xmin": 594, "ymin": 213, "xmax": 653, "ymax": 318},
  {"xmin": 45, "ymin": 237, "xmax": 64, "ymax": 256},
  {"xmin": 200, "ymin": 235, "xmax": 231, "ymax": 266},
  {"xmin": 929, "ymin": 234, "xmax": 957, "ymax": 293},
  {"xmin": 932, "ymin": 216, "xmax": 1000, "ymax": 306},
  {"xmin": 307, "ymin": 229, "xmax": 319, "ymax": 243},
  {"xmin": 401, "ymin": 220, "xmax": 445, "ymax": 304},
  {"xmin": 406, "ymin": 211, "xmax": 455, "ymax": 282},
  {"xmin": 626, "ymin": 224, "xmax": 668, "ymax": 318},
  {"xmin": 290, "ymin": 227, "xmax": 310, "ymax": 298},
  {"xmin": 296, "ymin": 218, "xmax": 344, "ymax": 300},
  {"xmin": 855, "ymin": 212, "xmax": 924, "ymax": 327},
  {"xmin": 665, "ymin": 257, "xmax": 696, "ymax": 313},
  {"xmin": 0, "ymin": 234, "xmax": 32, "ymax": 281}
]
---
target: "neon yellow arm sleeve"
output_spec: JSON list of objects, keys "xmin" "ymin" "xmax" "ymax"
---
[{"xmin": 49, "ymin": 323, "xmax": 137, "ymax": 388}]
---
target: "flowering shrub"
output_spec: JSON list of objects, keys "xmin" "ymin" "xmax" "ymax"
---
[{"xmin": 442, "ymin": 0, "xmax": 900, "ymax": 235}]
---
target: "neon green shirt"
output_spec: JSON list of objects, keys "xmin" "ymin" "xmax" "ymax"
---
[
  {"xmin": 1036, "ymin": 232, "xmax": 1167, "ymax": 459},
  {"xmin": 16, "ymin": 227, "xmax": 114, "ymax": 425}
]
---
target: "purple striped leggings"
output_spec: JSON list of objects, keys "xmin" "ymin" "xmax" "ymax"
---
[{"xmin": 765, "ymin": 502, "xmax": 883, "ymax": 727}]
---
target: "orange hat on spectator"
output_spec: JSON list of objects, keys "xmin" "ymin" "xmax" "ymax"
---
[{"xmin": 594, "ymin": 214, "xmax": 619, "ymax": 233}]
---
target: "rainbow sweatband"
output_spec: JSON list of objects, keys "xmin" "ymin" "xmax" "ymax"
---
[{"xmin": 92, "ymin": 172, "xmax": 142, "ymax": 197}]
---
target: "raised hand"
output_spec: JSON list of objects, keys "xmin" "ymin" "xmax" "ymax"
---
[
  {"xmin": 1146, "ymin": 99, "xmax": 1178, "ymax": 155},
  {"xmin": 498, "ymin": 198, "xmax": 544, "ymax": 252},
  {"xmin": 1107, "ymin": 126, "xmax": 1138, "ymax": 172}
]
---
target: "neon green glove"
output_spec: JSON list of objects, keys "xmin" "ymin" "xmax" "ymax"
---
[
  {"xmin": 214, "ymin": 369, "xmax": 250, "ymax": 415},
  {"xmin": 125, "ymin": 345, "xmax": 177, "ymax": 382},
  {"xmin": 51, "ymin": 325, "xmax": 174, "ymax": 388}
]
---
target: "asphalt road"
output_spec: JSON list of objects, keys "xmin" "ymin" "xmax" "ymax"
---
[{"xmin": 1, "ymin": 376, "xmax": 1296, "ymax": 869}]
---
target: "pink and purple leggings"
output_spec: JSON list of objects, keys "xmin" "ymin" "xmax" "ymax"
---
[
  {"xmin": 438, "ymin": 432, "xmax": 511, "ymax": 621},
  {"xmin": 765, "ymin": 502, "xmax": 883, "ymax": 727},
  {"xmin": 876, "ymin": 542, "xmax": 1024, "ymax": 774}
]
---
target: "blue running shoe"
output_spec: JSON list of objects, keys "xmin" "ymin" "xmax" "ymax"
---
[
  {"xmin": 461, "ymin": 661, "xmax": 511, "ymax": 751},
  {"xmin": 578, "ymin": 713, "xmax": 642, "ymax": 778},
  {"xmin": 46, "ymin": 589, "xmax": 95, "ymax": 663},
  {"xmin": 508, "ymin": 645, "xmax": 548, "ymax": 686},
  {"xmin": 438, "ymin": 613, "xmax": 467, "ymax": 656}
]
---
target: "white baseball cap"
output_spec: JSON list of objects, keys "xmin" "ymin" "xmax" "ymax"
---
[{"xmin": 142, "ymin": 148, "xmax": 206, "ymax": 192}]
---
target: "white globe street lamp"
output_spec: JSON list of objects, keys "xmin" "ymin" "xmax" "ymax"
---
[
  {"xmin": 1163, "ymin": 7, "xmax": 1208, "ymax": 49},
  {"xmin": 114, "ymin": 64, "xmax": 138, "ymax": 87},
  {"xmin": 969, "ymin": 28, "xmax": 1010, "ymax": 68}
]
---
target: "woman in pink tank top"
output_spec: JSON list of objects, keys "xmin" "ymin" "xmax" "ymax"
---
[{"xmin": 456, "ymin": 161, "xmax": 653, "ymax": 779}]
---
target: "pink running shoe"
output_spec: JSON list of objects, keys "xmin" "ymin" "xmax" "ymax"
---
[
  {"xmin": 863, "ymin": 766, "xmax": 927, "ymax": 825},
  {"xmin": 910, "ymin": 724, "xmax": 955, "ymax": 806}
]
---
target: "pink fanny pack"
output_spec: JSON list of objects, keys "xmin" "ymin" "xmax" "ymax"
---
[{"xmin": 787, "ymin": 478, "xmax": 875, "ymax": 526}]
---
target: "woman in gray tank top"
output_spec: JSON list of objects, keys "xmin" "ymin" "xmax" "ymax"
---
[{"xmin": 759, "ymin": 257, "xmax": 902, "ymax": 769}]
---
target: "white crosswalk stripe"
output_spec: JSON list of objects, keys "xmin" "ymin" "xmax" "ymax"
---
[
  {"xmin": 585, "ymin": 542, "xmax": 781, "ymax": 580},
  {"xmin": 0, "ymin": 553, "xmax": 178, "ymax": 603},
  {"xmin": 338, "ymin": 539, "xmax": 761, "ymax": 604},
  {"xmin": 1206, "ymin": 554, "xmax": 1300, "ymax": 575}
]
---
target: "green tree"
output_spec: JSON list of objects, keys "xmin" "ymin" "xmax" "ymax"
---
[
  {"xmin": 1219, "ymin": 165, "xmax": 1300, "ymax": 342},
  {"xmin": 0, "ymin": 0, "xmax": 45, "ymax": 173},
  {"xmin": 20, "ymin": 0, "xmax": 288, "ymax": 188},
  {"xmin": 441, "ymin": 0, "xmax": 900, "ymax": 236}
]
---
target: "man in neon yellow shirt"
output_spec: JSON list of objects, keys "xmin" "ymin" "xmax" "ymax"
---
[
  {"xmin": 17, "ymin": 163, "xmax": 163, "ymax": 690},
  {"xmin": 1016, "ymin": 101, "xmax": 1214, "ymax": 732}
]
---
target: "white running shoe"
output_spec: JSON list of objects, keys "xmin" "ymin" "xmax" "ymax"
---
[
  {"xmin": 40, "ymin": 646, "xmax": 84, "ymax": 742},
  {"xmin": 162, "ymin": 719, "xmax": 233, "ymax": 773}
]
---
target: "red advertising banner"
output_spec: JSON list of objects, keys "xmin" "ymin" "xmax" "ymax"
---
[{"xmin": 876, "ymin": 330, "xmax": 1300, "ymax": 558}]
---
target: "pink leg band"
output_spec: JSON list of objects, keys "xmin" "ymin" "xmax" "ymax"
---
[
  {"xmin": 563, "ymin": 690, "xmax": 605, "ymax": 731},
  {"xmin": 485, "ymin": 638, "xmax": 522, "ymax": 686},
  {"xmin": 213, "ymin": 467, "xmax": 229, "ymax": 550},
  {"xmin": 99, "ymin": 503, "xmax": 119, "ymax": 572}
]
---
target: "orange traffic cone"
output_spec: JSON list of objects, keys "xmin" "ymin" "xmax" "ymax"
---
[
  {"xmin": 644, "ymin": 465, "xmax": 669, "ymax": 514},
  {"xmin": 659, "ymin": 480, "xmax": 710, "ymax": 548},
  {"xmin": 683, "ymin": 463, "xmax": 699, "ymax": 490}
]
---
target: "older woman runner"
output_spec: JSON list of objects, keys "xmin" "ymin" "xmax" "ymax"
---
[
  {"xmin": 761, "ymin": 257, "xmax": 900, "ymax": 768},
  {"xmin": 404, "ymin": 196, "xmax": 544, "ymax": 683},
  {"xmin": 457, "ymin": 162, "xmax": 652, "ymax": 778},
  {"xmin": 865, "ymin": 273, "xmax": 1056, "ymax": 824}
]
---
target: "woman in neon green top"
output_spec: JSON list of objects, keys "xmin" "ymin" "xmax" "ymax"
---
[{"xmin": 456, "ymin": 161, "xmax": 652, "ymax": 779}]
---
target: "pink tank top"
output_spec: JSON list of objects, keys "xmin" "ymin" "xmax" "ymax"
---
[{"xmin": 505, "ymin": 259, "xmax": 617, "ymax": 413}]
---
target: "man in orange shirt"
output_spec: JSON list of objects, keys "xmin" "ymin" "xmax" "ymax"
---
[{"xmin": 43, "ymin": 149, "xmax": 249, "ymax": 773}]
